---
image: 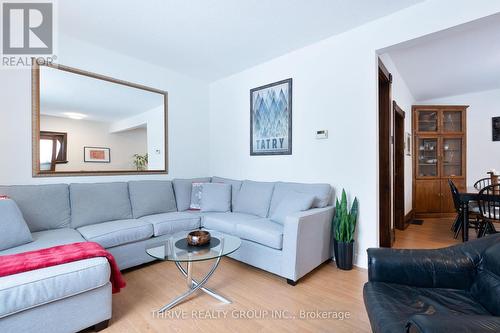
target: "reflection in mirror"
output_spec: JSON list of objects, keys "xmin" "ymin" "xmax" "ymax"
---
[
  {"xmin": 33, "ymin": 62, "xmax": 167, "ymax": 176},
  {"xmin": 40, "ymin": 131, "xmax": 67, "ymax": 171}
]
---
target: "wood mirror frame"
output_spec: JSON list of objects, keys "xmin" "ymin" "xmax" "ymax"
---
[{"xmin": 32, "ymin": 60, "xmax": 168, "ymax": 177}]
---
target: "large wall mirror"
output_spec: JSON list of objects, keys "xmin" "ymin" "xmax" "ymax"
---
[{"xmin": 32, "ymin": 61, "xmax": 168, "ymax": 176}]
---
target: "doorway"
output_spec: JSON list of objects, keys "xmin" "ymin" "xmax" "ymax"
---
[
  {"xmin": 393, "ymin": 102, "xmax": 406, "ymax": 230},
  {"xmin": 378, "ymin": 59, "xmax": 393, "ymax": 247}
]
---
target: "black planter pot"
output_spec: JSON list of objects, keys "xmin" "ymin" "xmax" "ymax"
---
[
  {"xmin": 333, "ymin": 239, "xmax": 339, "ymax": 263},
  {"xmin": 334, "ymin": 240, "xmax": 354, "ymax": 270}
]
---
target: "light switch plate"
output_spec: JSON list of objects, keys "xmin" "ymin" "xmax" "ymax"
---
[{"xmin": 316, "ymin": 130, "xmax": 328, "ymax": 139}]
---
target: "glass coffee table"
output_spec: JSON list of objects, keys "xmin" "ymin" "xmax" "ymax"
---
[{"xmin": 146, "ymin": 230, "xmax": 241, "ymax": 313}]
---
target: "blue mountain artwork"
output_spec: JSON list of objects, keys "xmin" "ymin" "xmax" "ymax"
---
[{"xmin": 252, "ymin": 82, "xmax": 289, "ymax": 153}]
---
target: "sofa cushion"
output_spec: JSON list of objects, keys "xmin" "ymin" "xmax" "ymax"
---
[
  {"xmin": 77, "ymin": 219, "xmax": 153, "ymax": 248},
  {"xmin": 0, "ymin": 257, "xmax": 110, "ymax": 318},
  {"xmin": 270, "ymin": 192, "xmax": 315, "ymax": 224},
  {"xmin": 139, "ymin": 212, "xmax": 201, "ymax": 237},
  {"xmin": 0, "ymin": 184, "xmax": 71, "ymax": 232},
  {"xmin": 269, "ymin": 182, "xmax": 331, "ymax": 217},
  {"xmin": 201, "ymin": 183, "xmax": 231, "ymax": 213},
  {"xmin": 173, "ymin": 178, "xmax": 211, "ymax": 211},
  {"xmin": 128, "ymin": 180, "xmax": 177, "ymax": 218},
  {"xmin": 0, "ymin": 228, "xmax": 85, "ymax": 256},
  {"xmin": 363, "ymin": 282, "xmax": 490, "ymax": 333},
  {"xmin": 235, "ymin": 219, "xmax": 283, "ymax": 250},
  {"xmin": 0, "ymin": 199, "xmax": 33, "ymax": 251},
  {"xmin": 233, "ymin": 180, "xmax": 275, "ymax": 217},
  {"xmin": 202, "ymin": 212, "xmax": 260, "ymax": 235},
  {"xmin": 70, "ymin": 182, "xmax": 133, "ymax": 228},
  {"xmin": 212, "ymin": 176, "xmax": 242, "ymax": 209},
  {"xmin": 471, "ymin": 242, "xmax": 500, "ymax": 316}
]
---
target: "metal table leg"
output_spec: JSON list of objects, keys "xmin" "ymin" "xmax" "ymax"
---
[
  {"xmin": 175, "ymin": 261, "xmax": 231, "ymax": 304},
  {"xmin": 157, "ymin": 256, "xmax": 231, "ymax": 313}
]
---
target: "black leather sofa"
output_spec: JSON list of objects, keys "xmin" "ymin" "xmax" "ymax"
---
[{"xmin": 363, "ymin": 234, "xmax": 500, "ymax": 333}]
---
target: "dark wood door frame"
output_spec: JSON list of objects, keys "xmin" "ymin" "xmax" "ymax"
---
[
  {"xmin": 378, "ymin": 58, "xmax": 393, "ymax": 248},
  {"xmin": 393, "ymin": 101, "xmax": 407, "ymax": 230}
]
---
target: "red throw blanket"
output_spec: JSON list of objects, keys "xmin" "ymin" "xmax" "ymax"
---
[{"xmin": 0, "ymin": 242, "xmax": 126, "ymax": 293}]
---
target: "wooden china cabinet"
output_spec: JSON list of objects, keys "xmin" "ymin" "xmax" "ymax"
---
[{"xmin": 412, "ymin": 105, "xmax": 468, "ymax": 217}]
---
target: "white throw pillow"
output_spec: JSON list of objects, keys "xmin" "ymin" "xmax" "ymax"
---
[{"xmin": 189, "ymin": 183, "xmax": 204, "ymax": 210}]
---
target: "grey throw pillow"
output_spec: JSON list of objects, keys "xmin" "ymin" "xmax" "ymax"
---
[
  {"xmin": 201, "ymin": 183, "xmax": 231, "ymax": 212},
  {"xmin": 270, "ymin": 192, "xmax": 315, "ymax": 224},
  {"xmin": 0, "ymin": 198, "xmax": 33, "ymax": 251},
  {"xmin": 233, "ymin": 180, "xmax": 275, "ymax": 217},
  {"xmin": 129, "ymin": 180, "xmax": 177, "ymax": 218}
]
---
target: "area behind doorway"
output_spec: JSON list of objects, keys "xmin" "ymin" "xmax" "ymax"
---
[{"xmin": 378, "ymin": 59, "xmax": 407, "ymax": 248}]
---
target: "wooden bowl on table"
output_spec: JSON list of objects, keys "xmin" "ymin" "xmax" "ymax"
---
[{"xmin": 187, "ymin": 230, "xmax": 211, "ymax": 246}]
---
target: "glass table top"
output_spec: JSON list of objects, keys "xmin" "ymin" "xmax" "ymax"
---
[{"xmin": 146, "ymin": 230, "xmax": 241, "ymax": 262}]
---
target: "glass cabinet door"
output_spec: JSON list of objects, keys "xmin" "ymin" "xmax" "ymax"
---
[
  {"xmin": 417, "ymin": 137, "xmax": 438, "ymax": 177},
  {"xmin": 442, "ymin": 138, "xmax": 463, "ymax": 177},
  {"xmin": 442, "ymin": 111, "xmax": 462, "ymax": 132},
  {"xmin": 417, "ymin": 110, "xmax": 438, "ymax": 132}
]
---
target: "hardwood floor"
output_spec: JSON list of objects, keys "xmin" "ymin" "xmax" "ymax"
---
[
  {"xmin": 393, "ymin": 217, "xmax": 462, "ymax": 249},
  {"xmin": 103, "ymin": 218, "xmax": 489, "ymax": 332},
  {"xmin": 393, "ymin": 217, "xmax": 500, "ymax": 249},
  {"xmin": 104, "ymin": 259, "xmax": 371, "ymax": 333}
]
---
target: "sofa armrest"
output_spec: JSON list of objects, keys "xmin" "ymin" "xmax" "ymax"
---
[
  {"xmin": 367, "ymin": 246, "xmax": 476, "ymax": 289},
  {"xmin": 281, "ymin": 206, "xmax": 334, "ymax": 282},
  {"xmin": 407, "ymin": 314, "xmax": 500, "ymax": 333}
]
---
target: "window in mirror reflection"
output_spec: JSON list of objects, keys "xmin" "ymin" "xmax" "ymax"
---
[{"xmin": 40, "ymin": 131, "xmax": 67, "ymax": 171}]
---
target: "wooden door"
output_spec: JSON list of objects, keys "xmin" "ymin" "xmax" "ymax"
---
[
  {"xmin": 394, "ymin": 102, "xmax": 406, "ymax": 230},
  {"xmin": 415, "ymin": 180, "xmax": 441, "ymax": 213},
  {"xmin": 378, "ymin": 59, "xmax": 393, "ymax": 247}
]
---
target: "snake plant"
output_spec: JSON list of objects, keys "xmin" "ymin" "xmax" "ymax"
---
[{"xmin": 333, "ymin": 189, "xmax": 358, "ymax": 243}]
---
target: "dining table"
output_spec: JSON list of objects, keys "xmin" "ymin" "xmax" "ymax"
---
[{"xmin": 460, "ymin": 186, "xmax": 480, "ymax": 242}]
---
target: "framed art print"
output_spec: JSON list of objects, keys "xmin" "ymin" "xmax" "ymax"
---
[
  {"xmin": 250, "ymin": 78, "xmax": 292, "ymax": 155},
  {"xmin": 493, "ymin": 117, "xmax": 500, "ymax": 141},
  {"xmin": 84, "ymin": 147, "xmax": 111, "ymax": 163},
  {"xmin": 405, "ymin": 132, "xmax": 412, "ymax": 156}
]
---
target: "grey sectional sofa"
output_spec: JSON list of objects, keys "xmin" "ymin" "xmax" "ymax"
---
[{"xmin": 0, "ymin": 177, "xmax": 333, "ymax": 333}]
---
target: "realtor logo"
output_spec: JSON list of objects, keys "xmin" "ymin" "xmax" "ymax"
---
[{"xmin": 2, "ymin": 2, "xmax": 53, "ymax": 54}]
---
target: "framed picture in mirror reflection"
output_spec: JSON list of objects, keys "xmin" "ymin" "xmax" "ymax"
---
[{"xmin": 84, "ymin": 147, "xmax": 110, "ymax": 163}]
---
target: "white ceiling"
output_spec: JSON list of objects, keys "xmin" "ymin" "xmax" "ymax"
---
[
  {"xmin": 59, "ymin": 0, "xmax": 423, "ymax": 81},
  {"xmin": 40, "ymin": 65, "xmax": 164, "ymax": 122},
  {"xmin": 383, "ymin": 13, "xmax": 500, "ymax": 101}
]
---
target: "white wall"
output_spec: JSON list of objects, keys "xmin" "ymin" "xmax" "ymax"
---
[
  {"xmin": 379, "ymin": 53, "xmax": 416, "ymax": 215},
  {"xmin": 41, "ymin": 115, "xmax": 147, "ymax": 171},
  {"xmin": 419, "ymin": 88, "xmax": 500, "ymax": 186},
  {"xmin": 208, "ymin": 0, "xmax": 500, "ymax": 267},
  {"xmin": 1, "ymin": 0, "xmax": 499, "ymax": 268},
  {"xmin": 109, "ymin": 106, "xmax": 165, "ymax": 170},
  {"xmin": 0, "ymin": 34, "xmax": 210, "ymax": 184}
]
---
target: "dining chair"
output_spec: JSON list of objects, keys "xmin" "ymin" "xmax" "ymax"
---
[
  {"xmin": 477, "ymin": 184, "xmax": 500, "ymax": 238},
  {"xmin": 474, "ymin": 177, "xmax": 492, "ymax": 190},
  {"xmin": 449, "ymin": 179, "xmax": 480, "ymax": 240}
]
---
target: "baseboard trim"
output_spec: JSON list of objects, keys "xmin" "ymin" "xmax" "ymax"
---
[
  {"xmin": 402, "ymin": 209, "xmax": 414, "ymax": 229},
  {"xmin": 415, "ymin": 212, "xmax": 456, "ymax": 218}
]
